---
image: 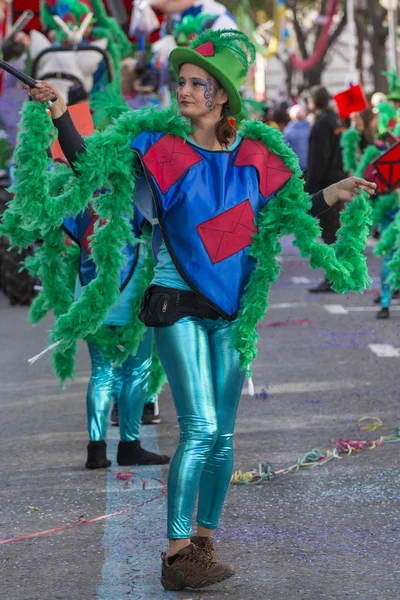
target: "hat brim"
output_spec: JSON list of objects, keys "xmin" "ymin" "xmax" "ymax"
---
[{"xmin": 169, "ymin": 47, "xmax": 242, "ymax": 117}]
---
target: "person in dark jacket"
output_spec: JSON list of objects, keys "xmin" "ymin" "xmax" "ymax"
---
[{"xmin": 306, "ymin": 86, "xmax": 347, "ymax": 293}]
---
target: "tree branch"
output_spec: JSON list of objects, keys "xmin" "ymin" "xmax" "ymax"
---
[
  {"xmin": 367, "ymin": 0, "xmax": 387, "ymax": 42},
  {"xmin": 288, "ymin": 4, "xmax": 309, "ymax": 58},
  {"xmin": 314, "ymin": 0, "xmax": 328, "ymax": 49},
  {"xmin": 326, "ymin": 9, "xmax": 347, "ymax": 51},
  {"xmin": 354, "ymin": 12, "xmax": 375, "ymax": 47}
]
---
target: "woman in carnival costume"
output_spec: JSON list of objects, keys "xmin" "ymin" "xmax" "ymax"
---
[
  {"xmin": 5, "ymin": 29, "xmax": 375, "ymax": 590},
  {"xmin": 341, "ymin": 102, "xmax": 400, "ymax": 319}
]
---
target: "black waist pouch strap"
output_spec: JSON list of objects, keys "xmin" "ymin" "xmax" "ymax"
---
[{"xmin": 139, "ymin": 285, "xmax": 220, "ymax": 327}]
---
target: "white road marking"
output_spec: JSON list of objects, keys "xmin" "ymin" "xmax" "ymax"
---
[
  {"xmin": 323, "ymin": 304, "xmax": 349, "ymax": 314},
  {"xmin": 368, "ymin": 344, "xmax": 400, "ymax": 358},
  {"xmin": 243, "ymin": 379, "xmax": 371, "ymax": 396},
  {"xmin": 349, "ymin": 306, "xmax": 400, "ymax": 312},
  {"xmin": 269, "ymin": 302, "xmax": 308, "ymax": 309},
  {"xmin": 322, "ymin": 305, "xmax": 400, "ymax": 315},
  {"xmin": 290, "ymin": 276, "xmax": 312, "ymax": 284}
]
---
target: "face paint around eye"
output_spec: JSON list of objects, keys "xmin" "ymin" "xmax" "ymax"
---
[
  {"xmin": 204, "ymin": 78, "xmax": 215, "ymax": 110},
  {"xmin": 192, "ymin": 78, "xmax": 207, "ymax": 87}
]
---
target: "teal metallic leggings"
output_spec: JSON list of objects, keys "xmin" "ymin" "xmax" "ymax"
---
[
  {"xmin": 87, "ymin": 327, "xmax": 153, "ymax": 442},
  {"xmin": 111, "ymin": 366, "xmax": 156, "ymax": 405},
  {"xmin": 380, "ymin": 215, "xmax": 396, "ymax": 309},
  {"xmin": 155, "ymin": 317, "xmax": 245, "ymax": 539}
]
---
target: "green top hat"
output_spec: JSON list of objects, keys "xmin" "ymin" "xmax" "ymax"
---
[{"xmin": 169, "ymin": 29, "xmax": 256, "ymax": 117}]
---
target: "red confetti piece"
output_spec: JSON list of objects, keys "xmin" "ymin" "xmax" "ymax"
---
[
  {"xmin": 116, "ymin": 472, "xmax": 133, "ymax": 481},
  {"xmin": 261, "ymin": 319, "xmax": 312, "ymax": 328}
]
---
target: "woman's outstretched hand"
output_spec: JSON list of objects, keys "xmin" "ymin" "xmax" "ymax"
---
[
  {"xmin": 323, "ymin": 176, "xmax": 377, "ymax": 207},
  {"xmin": 22, "ymin": 81, "xmax": 68, "ymax": 119}
]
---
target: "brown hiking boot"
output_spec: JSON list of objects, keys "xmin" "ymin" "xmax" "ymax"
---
[
  {"xmin": 160, "ymin": 543, "xmax": 235, "ymax": 591},
  {"xmin": 191, "ymin": 535, "xmax": 217, "ymax": 562}
]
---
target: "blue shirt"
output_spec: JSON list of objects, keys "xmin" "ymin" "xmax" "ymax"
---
[{"xmin": 283, "ymin": 120, "xmax": 311, "ymax": 171}]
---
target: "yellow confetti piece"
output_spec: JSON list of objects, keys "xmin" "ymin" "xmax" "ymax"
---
[
  {"xmin": 28, "ymin": 506, "xmax": 41, "ymax": 511},
  {"xmin": 358, "ymin": 416, "xmax": 383, "ymax": 432},
  {"xmin": 230, "ymin": 470, "xmax": 253, "ymax": 483}
]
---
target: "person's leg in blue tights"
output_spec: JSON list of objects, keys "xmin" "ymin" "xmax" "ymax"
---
[
  {"xmin": 86, "ymin": 342, "xmax": 116, "ymax": 442},
  {"xmin": 196, "ymin": 320, "xmax": 245, "ymax": 532},
  {"xmin": 85, "ymin": 341, "xmax": 116, "ymax": 468},
  {"xmin": 117, "ymin": 328, "xmax": 170, "ymax": 465},
  {"xmin": 154, "ymin": 317, "xmax": 245, "ymax": 555}
]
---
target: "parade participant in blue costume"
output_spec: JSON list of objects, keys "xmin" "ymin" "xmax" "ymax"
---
[
  {"xmin": 341, "ymin": 102, "xmax": 400, "ymax": 319},
  {"xmin": 5, "ymin": 29, "xmax": 375, "ymax": 591},
  {"xmin": 62, "ymin": 206, "xmax": 169, "ymax": 468}
]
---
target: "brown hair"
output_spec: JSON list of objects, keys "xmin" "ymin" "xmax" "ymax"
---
[
  {"xmin": 360, "ymin": 107, "xmax": 377, "ymax": 145},
  {"xmin": 215, "ymin": 101, "xmax": 236, "ymax": 148}
]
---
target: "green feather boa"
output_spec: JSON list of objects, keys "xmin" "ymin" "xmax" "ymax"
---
[
  {"xmin": 354, "ymin": 145, "xmax": 400, "ymax": 290},
  {"xmin": 341, "ymin": 127, "xmax": 361, "ymax": 174},
  {"xmin": 354, "ymin": 145, "xmax": 381, "ymax": 179},
  {"xmin": 375, "ymin": 205, "xmax": 400, "ymax": 290},
  {"xmin": 2, "ymin": 102, "xmax": 372, "ymax": 377},
  {"xmin": 233, "ymin": 120, "xmax": 371, "ymax": 373}
]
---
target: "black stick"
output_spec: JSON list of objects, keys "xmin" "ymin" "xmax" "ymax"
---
[{"xmin": 0, "ymin": 58, "xmax": 57, "ymax": 101}]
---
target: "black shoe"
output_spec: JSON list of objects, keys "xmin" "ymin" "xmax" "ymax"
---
[
  {"xmin": 376, "ymin": 307, "xmax": 390, "ymax": 319},
  {"xmin": 308, "ymin": 279, "xmax": 336, "ymax": 294},
  {"xmin": 86, "ymin": 441, "xmax": 112, "ymax": 469},
  {"xmin": 373, "ymin": 294, "xmax": 381, "ymax": 305},
  {"xmin": 142, "ymin": 396, "xmax": 161, "ymax": 425},
  {"xmin": 110, "ymin": 403, "xmax": 119, "ymax": 426},
  {"xmin": 117, "ymin": 440, "xmax": 170, "ymax": 466}
]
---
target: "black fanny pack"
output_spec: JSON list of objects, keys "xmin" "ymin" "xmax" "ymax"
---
[{"xmin": 138, "ymin": 285, "xmax": 220, "ymax": 327}]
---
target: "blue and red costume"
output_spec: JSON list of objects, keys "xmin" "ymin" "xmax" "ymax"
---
[
  {"xmin": 52, "ymin": 108, "xmax": 329, "ymax": 531},
  {"xmin": 130, "ymin": 131, "xmax": 294, "ymax": 537}
]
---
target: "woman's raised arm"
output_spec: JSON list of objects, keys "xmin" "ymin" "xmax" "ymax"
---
[{"xmin": 22, "ymin": 81, "xmax": 85, "ymax": 171}]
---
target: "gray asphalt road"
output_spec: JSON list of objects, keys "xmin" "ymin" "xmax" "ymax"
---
[{"xmin": 1, "ymin": 239, "xmax": 399, "ymax": 600}]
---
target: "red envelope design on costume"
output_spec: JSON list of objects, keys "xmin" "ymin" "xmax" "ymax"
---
[
  {"xmin": 372, "ymin": 141, "xmax": 400, "ymax": 192},
  {"xmin": 234, "ymin": 138, "xmax": 293, "ymax": 198},
  {"xmin": 142, "ymin": 135, "xmax": 202, "ymax": 193},
  {"xmin": 363, "ymin": 163, "xmax": 387, "ymax": 194},
  {"xmin": 82, "ymin": 215, "xmax": 106, "ymax": 255},
  {"xmin": 197, "ymin": 200, "xmax": 257, "ymax": 264}
]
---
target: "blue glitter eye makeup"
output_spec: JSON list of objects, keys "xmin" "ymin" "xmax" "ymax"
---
[{"xmin": 192, "ymin": 79, "xmax": 207, "ymax": 87}]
